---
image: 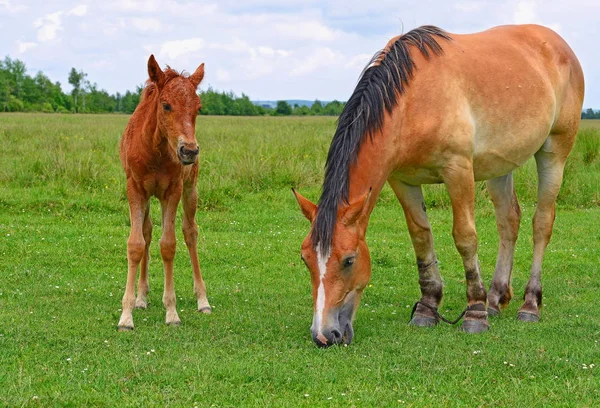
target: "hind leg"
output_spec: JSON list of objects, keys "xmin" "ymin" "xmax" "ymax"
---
[
  {"xmin": 182, "ymin": 177, "xmax": 211, "ymax": 313},
  {"xmin": 389, "ymin": 180, "xmax": 443, "ymax": 327},
  {"xmin": 135, "ymin": 207, "xmax": 152, "ymax": 309},
  {"xmin": 486, "ymin": 173, "xmax": 521, "ymax": 315},
  {"xmin": 518, "ymin": 136, "xmax": 572, "ymax": 322}
]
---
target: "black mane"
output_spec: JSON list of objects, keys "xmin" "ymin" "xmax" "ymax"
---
[{"xmin": 311, "ymin": 25, "xmax": 451, "ymax": 252}]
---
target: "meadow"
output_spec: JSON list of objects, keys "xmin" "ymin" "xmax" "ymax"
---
[{"xmin": 0, "ymin": 113, "xmax": 599, "ymax": 406}]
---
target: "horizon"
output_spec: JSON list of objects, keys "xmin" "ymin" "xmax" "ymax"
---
[{"xmin": 1, "ymin": 1, "xmax": 599, "ymax": 109}]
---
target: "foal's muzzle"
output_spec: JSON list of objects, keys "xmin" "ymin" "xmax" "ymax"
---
[{"xmin": 177, "ymin": 142, "xmax": 199, "ymax": 165}]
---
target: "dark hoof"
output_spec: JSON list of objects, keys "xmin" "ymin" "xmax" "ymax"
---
[
  {"xmin": 487, "ymin": 307, "xmax": 500, "ymax": 317},
  {"xmin": 166, "ymin": 321, "xmax": 181, "ymax": 327},
  {"xmin": 517, "ymin": 312, "xmax": 539, "ymax": 322},
  {"xmin": 198, "ymin": 307, "xmax": 212, "ymax": 314},
  {"xmin": 461, "ymin": 320, "xmax": 489, "ymax": 334},
  {"xmin": 117, "ymin": 325, "xmax": 134, "ymax": 332},
  {"xmin": 409, "ymin": 315, "xmax": 438, "ymax": 327}
]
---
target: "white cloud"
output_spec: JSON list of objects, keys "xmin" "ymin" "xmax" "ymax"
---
[
  {"xmin": 513, "ymin": 0, "xmax": 537, "ymax": 24},
  {"xmin": 291, "ymin": 47, "xmax": 342, "ymax": 76},
  {"xmin": 17, "ymin": 41, "xmax": 37, "ymax": 54},
  {"xmin": 455, "ymin": 1, "xmax": 484, "ymax": 13},
  {"xmin": 158, "ymin": 38, "xmax": 205, "ymax": 60},
  {"xmin": 345, "ymin": 53, "xmax": 373, "ymax": 69},
  {"xmin": 34, "ymin": 11, "xmax": 63, "ymax": 42},
  {"xmin": 68, "ymin": 4, "xmax": 88, "ymax": 17},
  {"xmin": 275, "ymin": 20, "xmax": 342, "ymax": 41},
  {"xmin": 131, "ymin": 17, "xmax": 162, "ymax": 32},
  {"xmin": 0, "ymin": 0, "xmax": 27, "ymax": 13},
  {"xmin": 216, "ymin": 68, "xmax": 231, "ymax": 82}
]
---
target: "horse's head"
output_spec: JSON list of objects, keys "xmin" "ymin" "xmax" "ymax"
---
[
  {"xmin": 293, "ymin": 189, "xmax": 372, "ymax": 347},
  {"xmin": 147, "ymin": 54, "xmax": 205, "ymax": 165}
]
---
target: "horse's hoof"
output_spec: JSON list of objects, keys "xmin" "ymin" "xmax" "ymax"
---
[
  {"xmin": 135, "ymin": 300, "xmax": 148, "ymax": 309},
  {"xmin": 487, "ymin": 307, "xmax": 500, "ymax": 317},
  {"xmin": 166, "ymin": 320, "xmax": 181, "ymax": 327},
  {"xmin": 409, "ymin": 315, "xmax": 438, "ymax": 327},
  {"xmin": 118, "ymin": 325, "xmax": 134, "ymax": 332},
  {"xmin": 517, "ymin": 312, "xmax": 539, "ymax": 322},
  {"xmin": 198, "ymin": 306, "xmax": 212, "ymax": 314},
  {"xmin": 461, "ymin": 320, "xmax": 489, "ymax": 334}
]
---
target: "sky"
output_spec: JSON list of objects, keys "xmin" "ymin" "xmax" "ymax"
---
[{"xmin": 1, "ymin": 0, "xmax": 599, "ymax": 108}]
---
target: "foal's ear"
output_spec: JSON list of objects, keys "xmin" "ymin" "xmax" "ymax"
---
[
  {"xmin": 292, "ymin": 188, "xmax": 317, "ymax": 223},
  {"xmin": 148, "ymin": 54, "xmax": 166, "ymax": 88},
  {"xmin": 189, "ymin": 63, "xmax": 205, "ymax": 88},
  {"xmin": 342, "ymin": 188, "xmax": 372, "ymax": 226}
]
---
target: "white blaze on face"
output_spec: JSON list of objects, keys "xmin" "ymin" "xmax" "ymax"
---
[{"xmin": 314, "ymin": 246, "xmax": 330, "ymax": 336}]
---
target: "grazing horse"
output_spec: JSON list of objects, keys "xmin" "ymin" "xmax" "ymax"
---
[
  {"xmin": 117, "ymin": 55, "xmax": 211, "ymax": 331},
  {"xmin": 293, "ymin": 25, "xmax": 584, "ymax": 347}
]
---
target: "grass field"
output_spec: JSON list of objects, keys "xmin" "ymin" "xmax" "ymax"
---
[{"xmin": 0, "ymin": 114, "xmax": 599, "ymax": 406}]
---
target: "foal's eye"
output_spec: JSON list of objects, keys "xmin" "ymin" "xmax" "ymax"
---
[
  {"xmin": 162, "ymin": 103, "xmax": 172, "ymax": 112},
  {"xmin": 343, "ymin": 256, "xmax": 355, "ymax": 269}
]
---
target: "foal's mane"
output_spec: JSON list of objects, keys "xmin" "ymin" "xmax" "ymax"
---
[
  {"xmin": 138, "ymin": 68, "xmax": 187, "ymax": 111},
  {"xmin": 312, "ymin": 25, "xmax": 452, "ymax": 253}
]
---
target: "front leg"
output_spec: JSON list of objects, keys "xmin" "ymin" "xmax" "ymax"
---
[
  {"xmin": 389, "ymin": 179, "xmax": 443, "ymax": 327},
  {"xmin": 444, "ymin": 161, "xmax": 489, "ymax": 333},
  {"xmin": 160, "ymin": 186, "xmax": 182, "ymax": 326}
]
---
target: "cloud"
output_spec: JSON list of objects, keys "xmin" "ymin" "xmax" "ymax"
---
[
  {"xmin": 68, "ymin": 4, "xmax": 88, "ymax": 16},
  {"xmin": 0, "ymin": 0, "xmax": 27, "ymax": 13},
  {"xmin": 275, "ymin": 20, "xmax": 342, "ymax": 41},
  {"xmin": 17, "ymin": 41, "xmax": 37, "ymax": 54},
  {"xmin": 158, "ymin": 38, "xmax": 205, "ymax": 60},
  {"xmin": 131, "ymin": 17, "xmax": 162, "ymax": 32},
  {"xmin": 513, "ymin": 0, "xmax": 536, "ymax": 24},
  {"xmin": 291, "ymin": 47, "xmax": 342, "ymax": 76},
  {"xmin": 34, "ymin": 11, "xmax": 63, "ymax": 42},
  {"xmin": 216, "ymin": 68, "xmax": 231, "ymax": 82}
]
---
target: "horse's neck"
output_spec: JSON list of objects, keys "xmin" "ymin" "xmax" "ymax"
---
[{"xmin": 346, "ymin": 128, "xmax": 395, "ymax": 218}]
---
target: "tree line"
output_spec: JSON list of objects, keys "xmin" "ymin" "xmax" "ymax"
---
[
  {"xmin": 1, "ymin": 55, "xmax": 596, "ymax": 118},
  {"xmin": 0, "ymin": 56, "xmax": 345, "ymax": 116}
]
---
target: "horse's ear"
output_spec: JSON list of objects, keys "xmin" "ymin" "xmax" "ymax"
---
[
  {"xmin": 292, "ymin": 188, "xmax": 317, "ymax": 223},
  {"xmin": 189, "ymin": 63, "xmax": 205, "ymax": 88},
  {"xmin": 342, "ymin": 188, "xmax": 372, "ymax": 226},
  {"xmin": 148, "ymin": 54, "xmax": 165, "ymax": 88}
]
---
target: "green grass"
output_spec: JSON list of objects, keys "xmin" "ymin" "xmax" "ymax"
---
[{"xmin": 0, "ymin": 114, "xmax": 599, "ymax": 406}]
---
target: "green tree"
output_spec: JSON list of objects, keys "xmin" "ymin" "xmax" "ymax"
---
[
  {"xmin": 275, "ymin": 100, "xmax": 292, "ymax": 115},
  {"xmin": 68, "ymin": 68, "xmax": 87, "ymax": 112},
  {"xmin": 310, "ymin": 100, "xmax": 323, "ymax": 115}
]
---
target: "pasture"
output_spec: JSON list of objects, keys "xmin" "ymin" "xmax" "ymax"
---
[{"xmin": 0, "ymin": 114, "xmax": 599, "ymax": 406}]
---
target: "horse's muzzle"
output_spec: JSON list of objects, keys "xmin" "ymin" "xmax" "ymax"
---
[
  {"xmin": 311, "ymin": 294, "xmax": 356, "ymax": 348},
  {"xmin": 177, "ymin": 143, "xmax": 199, "ymax": 165}
]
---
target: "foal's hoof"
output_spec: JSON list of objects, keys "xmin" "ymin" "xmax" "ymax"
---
[
  {"xmin": 487, "ymin": 307, "xmax": 500, "ymax": 317},
  {"xmin": 461, "ymin": 320, "xmax": 489, "ymax": 334},
  {"xmin": 117, "ymin": 325, "xmax": 134, "ymax": 332},
  {"xmin": 198, "ymin": 306, "xmax": 212, "ymax": 314},
  {"xmin": 135, "ymin": 299, "xmax": 148, "ymax": 309},
  {"xmin": 517, "ymin": 312, "xmax": 539, "ymax": 322},
  {"xmin": 166, "ymin": 320, "xmax": 181, "ymax": 327},
  {"xmin": 409, "ymin": 315, "xmax": 438, "ymax": 327}
]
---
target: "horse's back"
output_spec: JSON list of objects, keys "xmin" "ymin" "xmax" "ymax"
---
[{"xmin": 397, "ymin": 25, "xmax": 583, "ymax": 182}]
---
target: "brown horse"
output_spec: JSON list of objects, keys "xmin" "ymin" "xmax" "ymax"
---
[
  {"xmin": 117, "ymin": 55, "xmax": 210, "ymax": 331},
  {"xmin": 294, "ymin": 25, "xmax": 584, "ymax": 347}
]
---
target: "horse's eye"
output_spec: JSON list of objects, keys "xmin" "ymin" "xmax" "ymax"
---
[
  {"xmin": 162, "ymin": 103, "xmax": 172, "ymax": 112},
  {"xmin": 343, "ymin": 256, "xmax": 355, "ymax": 269}
]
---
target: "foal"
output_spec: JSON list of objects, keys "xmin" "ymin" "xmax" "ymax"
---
[{"xmin": 118, "ymin": 55, "xmax": 210, "ymax": 331}]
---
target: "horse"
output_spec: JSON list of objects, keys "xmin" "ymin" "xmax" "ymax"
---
[
  {"xmin": 293, "ymin": 24, "xmax": 584, "ymax": 347},
  {"xmin": 117, "ymin": 55, "xmax": 211, "ymax": 331}
]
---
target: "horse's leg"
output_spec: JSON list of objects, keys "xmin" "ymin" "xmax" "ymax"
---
[
  {"xmin": 160, "ymin": 189, "xmax": 182, "ymax": 326},
  {"xmin": 182, "ymin": 178, "xmax": 211, "ymax": 313},
  {"xmin": 118, "ymin": 188, "xmax": 148, "ymax": 331},
  {"xmin": 518, "ymin": 140, "xmax": 570, "ymax": 322},
  {"xmin": 486, "ymin": 173, "xmax": 521, "ymax": 315},
  {"xmin": 135, "ymin": 207, "xmax": 152, "ymax": 309},
  {"xmin": 389, "ymin": 180, "xmax": 442, "ymax": 326},
  {"xmin": 444, "ymin": 161, "xmax": 489, "ymax": 333}
]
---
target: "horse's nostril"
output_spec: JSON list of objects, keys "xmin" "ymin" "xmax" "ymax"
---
[{"xmin": 330, "ymin": 329, "xmax": 342, "ymax": 344}]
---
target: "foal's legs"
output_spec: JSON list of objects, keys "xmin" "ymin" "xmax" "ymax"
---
[
  {"xmin": 486, "ymin": 173, "xmax": 521, "ymax": 315},
  {"xmin": 444, "ymin": 161, "xmax": 488, "ymax": 333},
  {"xmin": 118, "ymin": 188, "xmax": 148, "ymax": 330},
  {"xmin": 182, "ymin": 178, "xmax": 211, "ymax": 313},
  {"xmin": 160, "ymin": 189, "xmax": 182, "ymax": 326},
  {"xmin": 135, "ymin": 207, "xmax": 152, "ymax": 309},
  {"xmin": 518, "ymin": 144, "xmax": 569, "ymax": 322},
  {"xmin": 389, "ymin": 180, "xmax": 442, "ymax": 326}
]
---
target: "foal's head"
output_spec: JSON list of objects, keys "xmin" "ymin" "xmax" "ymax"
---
[
  {"xmin": 293, "ymin": 189, "xmax": 373, "ymax": 347},
  {"xmin": 147, "ymin": 54, "xmax": 205, "ymax": 165}
]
